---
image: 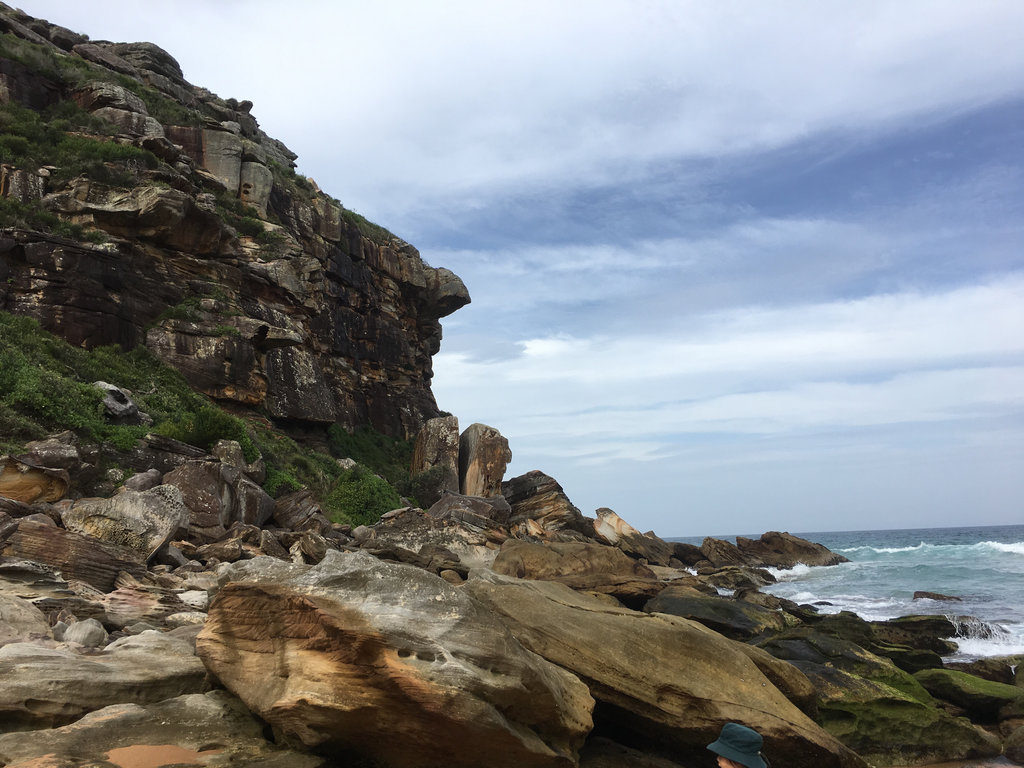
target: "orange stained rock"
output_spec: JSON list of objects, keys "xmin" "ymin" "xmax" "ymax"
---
[{"xmin": 104, "ymin": 744, "xmax": 223, "ymax": 768}]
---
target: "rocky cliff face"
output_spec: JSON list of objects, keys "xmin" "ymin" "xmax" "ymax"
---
[{"xmin": 0, "ymin": 3, "xmax": 469, "ymax": 439}]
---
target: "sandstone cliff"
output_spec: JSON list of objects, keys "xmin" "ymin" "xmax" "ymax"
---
[{"xmin": 0, "ymin": 2, "xmax": 469, "ymax": 439}]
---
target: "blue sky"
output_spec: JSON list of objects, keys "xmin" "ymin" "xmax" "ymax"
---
[{"xmin": 19, "ymin": 1, "xmax": 1024, "ymax": 536}]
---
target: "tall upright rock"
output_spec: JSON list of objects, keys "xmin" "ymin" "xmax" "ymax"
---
[{"xmin": 459, "ymin": 423, "xmax": 512, "ymax": 497}]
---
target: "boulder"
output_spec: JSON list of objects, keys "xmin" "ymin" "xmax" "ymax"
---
[
  {"xmin": 0, "ymin": 691, "xmax": 325, "ymax": 768},
  {"xmin": 428, "ymin": 491, "xmax": 512, "ymax": 535},
  {"xmin": 913, "ymin": 590, "xmax": 962, "ymax": 602},
  {"xmin": 0, "ymin": 456, "xmax": 69, "ymax": 503},
  {"xmin": 1007, "ymin": 724, "xmax": 1024, "ymax": 765},
  {"xmin": 366, "ymin": 506, "xmax": 499, "ymax": 570},
  {"xmin": 645, "ymin": 588, "xmax": 786, "ymax": 641},
  {"xmin": 758, "ymin": 627, "xmax": 1000, "ymax": 764},
  {"xmin": 0, "ymin": 594, "xmax": 51, "ymax": 646},
  {"xmin": 197, "ymin": 551, "xmax": 594, "ymax": 768},
  {"xmin": 671, "ymin": 541, "xmax": 706, "ymax": 567},
  {"xmin": 61, "ymin": 617, "xmax": 108, "ymax": 647},
  {"xmin": 913, "ymin": 668, "xmax": 1024, "ymax": 722},
  {"xmin": 701, "ymin": 536, "xmax": 751, "ymax": 567},
  {"xmin": 60, "ymin": 485, "xmax": 189, "ymax": 562},
  {"xmin": 735, "ymin": 531, "xmax": 849, "ymax": 568},
  {"xmin": 701, "ymin": 565, "xmax": 777, "ymax": 591},
  {"xmin": 162, "ymin": 460, "xmax": 275, "ymax": 542},
  {"xmin": 458, "ymin": 422, "xmax": 511, "ymax": 497},
  {"xmin": 2, "ymin": 519, "xmax": 146, "ymax": 591},
  {"xmin": 92, "ymin": 380, "xmax": 151, "ymax": 425},
  {"xmin": 271, "ymin": 489, "xmax": 335, "ymax": 537},
  {"xmin": 465, "ymin": 572, "xmax": 865, "ymax": 768},
  {"xmin": 409, "ymin": 415, "xmax": 461, "ymax": 507},
  {"xmin": 503, "ymin": 470, "xmax": 591, "ymax": 537},
  {"xmin": 493, "ymin": 539, "xmax": 662, "ymax": 608},
  {"xmin": 0, "ymin": 630, "xmax": 207, "ymax": 730},
  {"xmin": 592, "ymin": 508, "xmax": 675, "ymax": 566}
]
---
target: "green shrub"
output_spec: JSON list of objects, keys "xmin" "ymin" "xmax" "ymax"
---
[
  {"xmin": 326, "ymin": 423, "xmax": 414, "ymax": 485},
  {"xmin": 0, "ymin": 310, "xmax": 254, "ymax": 456},
  {"xmin": 324, "ymin": 465, "xmax": 403, "ymax": 527},
  {"xmin": 155, "ymin": 406, "xmax": 257, "ymax": 461}
]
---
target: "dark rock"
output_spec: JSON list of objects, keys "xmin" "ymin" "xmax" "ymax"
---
[
  {"xmin": 503, "ymin": 470, "xmax": 592, "ymax": 537},
  {"xmin": 409, "ymin": 415, "xmax": 460, "ymax": 507},
  {"xmin": 701, "ymin": 536, "xmax": 750, "ymax": 567},
  {"xmin": 913, "ymin": 669, "xmax": 1024, "ymax": 722},
  {"xmin": 645, "ymin": 588, "xmax": 786, "ymax": 641},
  {"xmin": 736, "ymin": 531, "xmax": 849, "ymax": 568},
  {"xmin": 913, "ymin": 590, "xmax": 962, "ymax": 601}
]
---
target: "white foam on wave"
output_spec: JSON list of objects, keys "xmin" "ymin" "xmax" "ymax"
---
[
  {"xmin": 983, "ymin": 541, "xmax": 1024, "ymax": 556},
  {"xmin": 838, "ymin": 542, "xmax": 929, "ymax": 555},
  {"xmin": 765, "ymin": 563, "xmax": 812, "ymax": 581},
  {"xmin": 948, "ymin": 633, "xmax": 1024, "ymax": 661}
]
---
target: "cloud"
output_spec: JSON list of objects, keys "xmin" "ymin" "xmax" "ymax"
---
[{"xmin": 433, "ymin": 275, "xmax": 1024, "ymax": 456}]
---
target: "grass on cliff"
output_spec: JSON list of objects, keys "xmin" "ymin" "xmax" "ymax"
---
[
  {"xmin": 0, "ymin": 310, "xmax": 418, "ymax": 526},
  {"xmin": 0, "ymin": 310, "xmax": 247, "ymax": 455}
]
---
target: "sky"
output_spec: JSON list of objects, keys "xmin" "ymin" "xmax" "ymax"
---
[{"xmin": 16, "ymin": 1, "xmax": 1024, "ymax": 537}]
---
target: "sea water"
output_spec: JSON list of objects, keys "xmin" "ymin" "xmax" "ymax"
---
[{"xmin": 675, "ymin": 524, "xmax": 1024, "ymax": 660}]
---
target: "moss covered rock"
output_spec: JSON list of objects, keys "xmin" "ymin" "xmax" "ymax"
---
[{"xmin": 914, "ymin": 668, "xmax": 1024, "ymax": 722}]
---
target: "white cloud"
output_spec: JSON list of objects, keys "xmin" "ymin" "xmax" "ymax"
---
[{"xmin": 434, "ymin": 276, "xmax": 1024, "ymax": 454}]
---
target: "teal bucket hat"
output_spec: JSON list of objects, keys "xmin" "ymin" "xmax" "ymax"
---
[{"xmin": 707, "ymin": 722, "xmax": 767, "ymax": 768}]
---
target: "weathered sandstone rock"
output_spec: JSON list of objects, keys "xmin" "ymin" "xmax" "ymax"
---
[
  {"xmin": 700, "ymin": 536, "xmax": 751, "ymax": 567},
  {"xmin": 162, "ymin": 460, "xmax": 274, "ymax": 541},
  {"xmin": 0, "ymin": 456, "xmax": 69, "ymax": 503},
  {"xmin": 2, "ymin": 519, "xmax": 145, "ymax": 591},
  {"xmin": 0, "ymin": 630, "xmax": 207, "ymax": 731},
  {"xmin": 735, "ymin": 531, "xmax": 850, "ymax": 568},
  {"xmin": 503, "ymin": 470, "xmax": 592, "ymax": 537},
  {"xmin": 0, "ymin": 594, "xmax": 51, "ymax": 646},
  {"xmin": 459, "ymin": 422, "xmax": 511, "ymax": 497},
  {"xmin": 645, "ymin": 587, "xmax": 786, "ymax": 641},
  {"xmin": 60, "ymin": 485, "xmax": 189, "ymax": 562},
  {"xmin": 465, "ymin": 572, "xmax": 865, "ymax": 768},
  {"xmin": 593, "ymin": 508, "xmax": 675, "ymax": 566},
  {"xmin": 410, "ymin": 415, "xmax": 461, "ymax": 506},
  {"xmin": 0, "ymin": 691, "xmax": 325, "ymax": 768},
  {"xmin": 198, "ymin": 551, "xmax": 594, "ymax": 768},
  {"xmin": 365, "ymin": 505, "xmax": 499, "ymax": 570},
  {"xmin": 493, "ymin": 539, "xmax": 662, "ymax": 608}
]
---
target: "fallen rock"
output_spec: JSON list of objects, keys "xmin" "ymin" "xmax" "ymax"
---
[
  {"xmin": 645, "ymin": 588, "xmax": 786, "ymax": 641},
  {"xmin": 410, "ymin": 415, "xmax": 461, "ymax": 507},
  {"xmin": 0, "ymin": 456, "xmax": 70, "ymax": 503},
  {"xmin": 0, "ymin": 594, "xmax": 51, "ymax": 646},
  {"xmin": 736, "ymin": 531, "xmax": 849, "ymax": 568},
  {"xmin": 465, "ymin": 572, "xmax": 865, "ymax": 768},
  {"xmin": 60, "ymin": 485, "xmax": 189, "ymax": 563},
  {"xmin": 162, "ymin": 460, "xmax": 274, "ymax": 541},
  {"xmin": 198, "ymin": 551, "xmax": 594, "ymax": 768},
  {"xmin": 503, "ymin": 470, "xmax": 592, "ymax": 537},
  {"xmin": 914, "ymin": 668, "xmax": 1024, "ymax": 722},
  {"xmin": 493, "ymin": 539, "xmax": 662, "ymax": 608},
  {"xmin": 592, "ymin": 508, "xmax": 675, "ymax": 566},
  {"xmin": 0, "ymin": 691, "xmax": 325, "ymax": 768},
  {"xmin": 2, "ymin": 519, "xmax": 146, "ymax": 591},
  {"xmin": 0, "ymin": 630, "xmax": 208, "ymax": 731}
]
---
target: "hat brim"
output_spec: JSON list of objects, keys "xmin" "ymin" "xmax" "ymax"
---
[{"xmin": 708, "ymin": 738, "xmax": 767, "ymax": 768}]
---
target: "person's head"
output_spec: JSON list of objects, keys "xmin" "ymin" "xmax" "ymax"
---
[{"xmin": 707, "ymin": 723, "xmax": 767, "ymax": 768}]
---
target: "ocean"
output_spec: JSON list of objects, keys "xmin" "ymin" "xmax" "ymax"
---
[{"xmin": 674, "ymin": 524, "xmax": 1024, "ymax": 661}]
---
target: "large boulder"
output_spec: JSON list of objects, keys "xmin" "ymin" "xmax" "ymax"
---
[
  {"xmin": 0, "ymin": 691, "xmax": 324, "ymax": 768},
  {"xmin": 493, "ymin": 539, "xmax": 662, "ymax": 608},
  {"xmin": 645, "ymin": 588, "xmax": 787, "ymax": 641},
  {"xmin": 735, "ymin": 531, "xmax": 849, "ymax": 568},
  {"xmin": 197, "ymin": 551, "xmax": 594, "ymax": 768},
  {"xmin": 410, "ymin": 415, "xmax": 461, "ymax": 507},
  {"xmin": 0, "ymin": 456, "xmax": 69, "ymax": 503},
  {"xmin": 162, "ymin": 460, "xmax": 275, "ymax": 542},
  {"xmin": 364, "ymin": 506, "xmax": 499, "ymax": 570},
  {"xmin": 0, "ymin": 630, "xmax": 207, "ymax": 731},
  {"xmin": 592, "ymin": 508, "xmax": 675, "ymax": 566},
  {"xmin": 759, "ymin": 627, "xmax": 1001, "ymax": 764},
  {"xmin": 458, "ymin": 423, "xmax": 511, "ymax": 497},
  {"xmin": 60, "ymin": 485, "xmax": 189, "ymax": 562},
  {"xmin": 503, "ymin": 470, "xmax": 592, "ymax": 537},
  {"xmin": 914, "ymin": 668, "xmax": 1024, "ymax": 722},
  {"xmin": 700, "ymin": 537, "xmax": 751, "ymax": 568},
  {"xmin": 465, "ymin": 572, "xmax": 865, "ymax": 768},
  {"xmin": 0, "ymin": 594, "xmax": 51, "ymax": 646},
  {"xmin": 2, "ymin": 519, "xmax": 145, "ymax": 591}
]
